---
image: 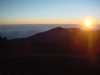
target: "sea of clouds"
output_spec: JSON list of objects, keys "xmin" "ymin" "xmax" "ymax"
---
[{"xmin": 0, "ymin": 24, "xmax": 99, "ymax": 40}]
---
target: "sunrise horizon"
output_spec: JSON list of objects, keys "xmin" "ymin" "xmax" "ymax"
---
[{"xmin": 0, "ymin": 0, "xmax": 100, "ymax": 25}]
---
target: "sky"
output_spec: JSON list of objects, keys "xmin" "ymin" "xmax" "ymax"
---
[{"xmin": 0, "ymin": 0, "xmax": 100, "ymax": 24}]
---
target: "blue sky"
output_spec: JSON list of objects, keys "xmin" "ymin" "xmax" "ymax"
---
[{"xmin": 0, "ymin": 0, "xmax": 100, "ymax": 24}]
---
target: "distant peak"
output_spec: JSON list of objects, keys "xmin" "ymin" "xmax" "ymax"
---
[
  {"xmin": 50, "ymin": 27, "xmax": 63, "ymax": 31},
  {"xmin": 55, "ymin": 27, "xmax": 62, "ymax": 29}
]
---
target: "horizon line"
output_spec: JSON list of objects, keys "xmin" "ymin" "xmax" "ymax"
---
[
  {"xmin": 0, "ymin": 24, "xmax": 80, "ymax": 25},
  {"xmin": 0, "ymin": 23, "xmax": 100, "ymax": 25}
]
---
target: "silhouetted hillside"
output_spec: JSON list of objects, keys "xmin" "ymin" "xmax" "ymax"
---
[
  {"xmin": 0, "ymin": 27, "xmax": 100, "ymax": 56},
  {"xmin": 1, "ymin": 27, "xmax": 100, "ymax": 75},
  {"xmin": 0, "ymin": 27, "xmax": 98, "ymax": 56},
  {"xmin": 0, "ymin": 36, "xmax": 9, "ymax": 54}
]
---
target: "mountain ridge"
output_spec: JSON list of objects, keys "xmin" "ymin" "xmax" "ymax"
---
[{"xmin": 0, "ymin": 27, "xmax": 100, "ymax": 56}]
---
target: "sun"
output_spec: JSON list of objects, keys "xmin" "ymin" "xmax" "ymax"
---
[
  {"xmin": 81, "ymin": 18, "xmax": 95, "ymax": 30},
  {"xmin": 85, "ymin": 20, "xmax": 91, "ymax": 27}
]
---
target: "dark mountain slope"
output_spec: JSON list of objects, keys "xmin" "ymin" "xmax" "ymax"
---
[
  {"xmin": 0, "ymin": 36, "xmax": 9, "ymax": 54},
  {"xmin": 1, "ymin": 27, "xmax": 100, "ymax": 75},
  {"xmin": 4, "ymin": 27, "xmax": 99, "ymax": 56}
]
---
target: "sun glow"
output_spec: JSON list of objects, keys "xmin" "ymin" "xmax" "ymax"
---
[
  {"xmin": 82, "ymin": 19, "xmax": 95, "ymax": 30},
  {"xmin": 85, "ymin": 20, "xmax": 91, "ymax": 27}
]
